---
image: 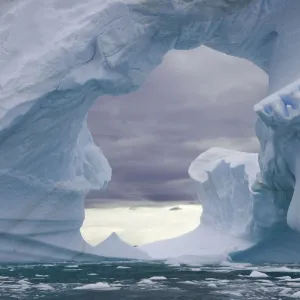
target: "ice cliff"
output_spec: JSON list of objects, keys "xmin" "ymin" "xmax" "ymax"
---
[{"xmin": 1, "ymin": 0, "xmax": 300, "ymax": 262}]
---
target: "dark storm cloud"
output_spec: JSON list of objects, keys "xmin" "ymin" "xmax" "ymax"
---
[{"xmin": 86, "ymin": 46, "xmax": 267, "ymax": 206}]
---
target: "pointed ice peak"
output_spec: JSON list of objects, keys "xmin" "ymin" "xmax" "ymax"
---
[
  {"xmin": 110, "ymin": 232, "xmax": 119, "ymax": 238},
  {"xmin": 94, "ymin": 231, "xmax": 151, "ymax": 260},
  {"xmin": 106, "ymin": 232, "xmax": 121, "ymax": 241}
]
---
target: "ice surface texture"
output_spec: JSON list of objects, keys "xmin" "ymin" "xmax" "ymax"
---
[
  {"xmin": 1, "ymin": 0, "xmax": 300, "ymax": 262},
  {"xmin": 141, "ymin": 148, "xmax": 257, "ymax": 260}
]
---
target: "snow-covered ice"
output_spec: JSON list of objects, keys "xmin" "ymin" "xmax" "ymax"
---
[
  {"xmin": 249, "ymin": 271, "xmax": 268, "ymax": 278},
  {"xmin": 75, "ymin": 282, "xmax": 120, "ymax": 291},
  {"xmin": 141, "ymin": 148, "xmax": 256, "ymax": 260},
  {"xmin": 94, "ymin": 232, "xmax": 150, "ymax": 260},
  {"xmin": 148, "ymin": 276, "xmax": 167, "ymax": 281},
  {"xmin": 138, "ymin": 279, "xmax": 155, "ymax": 285},
  {"xmin": 293, "ymin": 291, "xmax": 300, "ymax": 298},
  {"xmin": 1, "ymin": 0, "xmax": 300, "ymax": 262}
]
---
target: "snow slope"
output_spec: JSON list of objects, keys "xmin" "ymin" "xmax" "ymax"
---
[
  {"xmin": 140, "ymin": 225, "xmax": 252, "ymax": 261},
  {"xmin": 1, "ymin": 0, "xmax": 300, "ymax": 262}
]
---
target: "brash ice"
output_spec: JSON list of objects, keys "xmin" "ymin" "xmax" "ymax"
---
[{"xmin": 1, "ymin": 0, "xmax": 300, "ymax": 262}]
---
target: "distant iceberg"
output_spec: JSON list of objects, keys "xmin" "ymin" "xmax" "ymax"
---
[
  {"xmin": 93, "ymin": 232, "xmax": 150, "ymax": 260},
  {"xmin": 1, "ymin": 0, "xmax": 300, "ymax": 262}
]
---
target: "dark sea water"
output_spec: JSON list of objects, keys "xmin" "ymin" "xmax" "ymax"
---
[{"xmin": 0, "ymin": 261, "xmax": 300, "ymax": 299}]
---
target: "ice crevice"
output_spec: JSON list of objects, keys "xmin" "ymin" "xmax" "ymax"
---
[{"xmin": 1, "ymin": 0, "xmax": 300, "ymax": 262}]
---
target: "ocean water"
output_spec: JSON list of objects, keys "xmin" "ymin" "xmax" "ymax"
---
[{"xmin": 0, "ymin": 261, "xmax": 300, "ymax": 299}]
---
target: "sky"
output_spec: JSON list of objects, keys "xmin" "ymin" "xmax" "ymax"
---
[
  {"xmin": 81, "ymin": 202, "xmax": 202, "ymax": 246},
  {"xmin": 86, "ymin": 46, "xmax": 268, "ymax": 207}
]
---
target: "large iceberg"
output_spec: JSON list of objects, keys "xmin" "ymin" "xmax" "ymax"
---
[{"xmin": 1, "ymin": 0, "xmax": 300, "ymax": 262}]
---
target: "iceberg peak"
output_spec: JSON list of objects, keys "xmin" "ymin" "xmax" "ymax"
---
[
  {"xmin": 94, "ymin": 232, "xmax": 151, "ymax": 260},
  {"xmin": 107, "ymin": 232, "xmax": 120, "ymax": 240}
]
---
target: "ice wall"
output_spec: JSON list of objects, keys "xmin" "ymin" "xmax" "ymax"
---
[
  {"xmin": 141, "ymin": 148, "xmax": 257, "ymax": 259},
  {"xmin": 251, "ymin": 1, "xmax": 300, "ymax": 236},
  {"xmin": 1, "ymin": 0, "xmax": 300, "ymax": 262},
  {"xmin": 185, "ymin": 1, "xmax": 300, "ymax": 262},
  {"xmin": 188, "ymin": 148, "xmax": 258, "ymax": 237}
]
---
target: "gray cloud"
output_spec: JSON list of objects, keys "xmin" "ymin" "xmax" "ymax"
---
[{"xmin": 86, "ymin": 46, "xmax": 267, "ymax": 206}]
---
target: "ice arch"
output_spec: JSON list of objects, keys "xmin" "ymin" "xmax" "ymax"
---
[{"xmin": 0, "ymin": 0, "xmax": 300, "ymax": 262}]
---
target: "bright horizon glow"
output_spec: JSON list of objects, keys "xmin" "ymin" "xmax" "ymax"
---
[{"xmin": 81, "ymin": 202, "xmax": 202, "ymax": 246}]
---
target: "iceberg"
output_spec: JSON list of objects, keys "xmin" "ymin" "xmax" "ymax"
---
[
  {"xmin": 141, "ymin": 148, "xmax": 257, "ymax": 260},
  {"xmin": 94, "ymin": 232, "xmax": 150, "ymax": 260},
  {"xmin": 141, "ymin": 144, "xmax": 300, "ymax": 264},
  {"xmin": 1, "ymin": 0, "xmax": 300, "ymax": 262}
]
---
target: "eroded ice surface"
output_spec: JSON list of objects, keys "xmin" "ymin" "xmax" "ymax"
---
[
  {"xmin": 141, "ymin": 148, "xmax": 256, "ymax": 260},
  {"xmin": 94, "ymin": 232, "xmax": 150, "ymax": 260},
  {"xmin": 1, "ymin": 0, "xmax": 300, "ymax": 262}
]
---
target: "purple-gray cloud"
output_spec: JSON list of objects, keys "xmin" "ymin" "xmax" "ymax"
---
[{"xmin": 86, "ymin": 46, "xmax": 267, "ymax": 207}]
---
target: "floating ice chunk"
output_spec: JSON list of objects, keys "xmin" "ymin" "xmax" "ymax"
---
[
  {"xmin": 249, "ymin": 271, "xmax": 268, "ymax": 278},
  {"xmin": 207, "ymin": 282, "xmax": 217, "ymax": 288},
  {"xmin": 17, "ymin": 279, "xmax": 31, "ymax": 285},
  {"xmin": 215, "ymin": 290, "xmax": 243, "ymax": 297},
  {"xmin": 293, "ymin": 291, "xmax": 300, "ymax": 298},
  {"xmin": 149, "ymin": 276, "xmax": 167, "ymax": 281},
  {"xmin": 34, "ymin": 283, "xmax": 54, "ymax": 291},
  {"xmin": 180, "ymin": 281, "xmax": 198, "ymax": 285},
  {"xmin": 138, "ymin": 279, "xmax": 154, "ymax": 285},
  {"xmin": 279, "ymin": 287, "xmax": 292, "ymax": 295},
  {"xmin": 75, "ymin": 282, "xmax": 120, "ymax": 291}
]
